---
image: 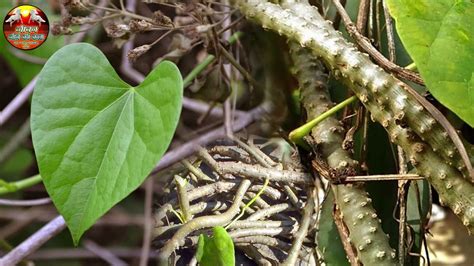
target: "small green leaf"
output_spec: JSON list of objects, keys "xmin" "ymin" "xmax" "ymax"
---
[
  {"xmin": 196, "ymin": 226, "xmax": 235, "ymax": 266},
  {"xmin": 387, "ymin": 0, "xmax": 474, "ymax": 126},
  {"xmin": 196, "ymin": 234, "xmax": 206, "ymax": 261},
  {"xmin": 30, "ymin": 43, "xmax": 183, "ymax": 244}
]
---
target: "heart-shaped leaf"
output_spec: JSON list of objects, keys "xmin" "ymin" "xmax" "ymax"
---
[
  {"xmin": 387, "ymin": 0, "xmax": 474, "ymax": 126},
  {"xmin": 31, "ymin": 43, "xmax": 182, "ymax": 244},
  {"xmin": 196, "ymin": 226, "xmax": 235, "ymax": 266}
]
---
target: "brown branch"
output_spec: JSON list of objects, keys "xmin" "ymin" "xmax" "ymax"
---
[
  {"xmin": 0, "ymin": 77, "xmax": 37, "ymax": 126},
  {"xmin": 343, "ymin": 174, "xmax": 422, "ymax": 182},
  {"xmin": 382, "ymin": 0, "xmax": 396, "ymax": 62},
  {"xmin": 83, "ymin": 239, "xmax": 127, "ymax": 266},
  {"xmin": 356, "ymin": 0, "xmax": 370, "ymax": 35},
  {"xmin": 0, "ymin": 118, "xmax": 31, "ymax": 164},
  {"xmin": 331, "ymin": 0, "xmax": 423, "ymax": 85},
  {"xmin": 332, "ymin": 0, "xmax": 346, "ymax": 30},
  {"xmin": 333, "ymin": 204, "xmax": 360, "ymax": 266},
  {"xmin": 1, "ymin": 248, "xmax": 158, "ymax": 260},
  {"xmin": 0, "ymin": 216, "xmax": 67, "ymax": 265},
  {"xmin": 0, "ymin": 198, "xmax": 52, "ymax": 207},
  {"xmin": 139, "ymin": 178, "xmax": 154, "ymax": 266}
]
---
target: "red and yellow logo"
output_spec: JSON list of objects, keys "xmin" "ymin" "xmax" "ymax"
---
[{"xmin": 3, "ymin": 5, "xmax": 49, "ymax": 50}]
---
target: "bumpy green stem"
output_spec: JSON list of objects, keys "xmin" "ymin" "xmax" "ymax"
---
[
  {"xmin": 290, "ymin": 43, "xmax": 397, "ymax": 265},
  {"xmin": 281, "ymin": 0, "xmax": 470, "ymax": 178},
  {"xmin": 233, "ymin": 0, "xmax": 474, "ymax": 233}
]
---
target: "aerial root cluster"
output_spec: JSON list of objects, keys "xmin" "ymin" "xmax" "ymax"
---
[{"xmin": 154, "ymin": 138, "xmax": 318, "ymax": 265}]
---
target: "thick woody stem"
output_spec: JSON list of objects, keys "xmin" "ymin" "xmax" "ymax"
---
[
  {"xmin": 233, "ymin": 0, "xmax": 474, "ymax": 234},
  {"xmin": 289, "ymin": 42, "xmax": 397, "ymax": 265}
]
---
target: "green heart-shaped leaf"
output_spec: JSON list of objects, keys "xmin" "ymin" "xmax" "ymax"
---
[
  {"xmin": 31, "ymin": 43, "xmax": 182, "ymax": 244},
  {"xmin": 196, "ymin": 226, "xmax": 235, "ymax": 266},
  {"xmin": 387, "ymin": 0, "xmax": 474, "ymax": 126}
]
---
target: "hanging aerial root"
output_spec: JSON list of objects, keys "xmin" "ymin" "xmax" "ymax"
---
[{"xmin": 154, "ymin": 139, "xmax": 317, "ymax": 265}]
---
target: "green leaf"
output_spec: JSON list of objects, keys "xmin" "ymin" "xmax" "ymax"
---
[
  {"xmin": 30, "ymin": 43, "xmax": 183, "ymax": 244},
  {"xmin": 387, "ymin": 0, "xmax": 474, "ymax": 126},
  {"xmin": 317, "ymin": 191, "xmax": 350, "ymax": 266},
  {"xmin": 196, "ymin": 226, "xmax": 235, "ymax": 266}
]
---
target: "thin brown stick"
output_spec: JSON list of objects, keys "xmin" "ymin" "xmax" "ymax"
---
[
  {"xmin": 7, "ymin": 46, "xmax": 47, "ymax": 64},
  {"xmin": 0, "ymin": 118, "xmax": 30, "ymax": 164},
  {"xmin": 139, "ymin": 178, "xmax": 154, "ymax": 266},
  {"xmin": 0, "ymin": 208, "xmax": 144, "ymax": 226},
  {"xmin": 209, "ymin": 146, "xmax": 253, "ymax": 164},
  {"xmin": 231, "ymin": 136, "xmax": 273, "ymax": 167},
  {"xmin": 221, "ymin": 2, "xmax": 234, "ymax": 138},
  {"xmin": 0, "ymin": 208, "xmax": 43, "ymax": 239},
  {"xmin": 397, "ymin": 179, "xmax": 409, "ymax": 266},
  {"xmin": 83, "ymin": 239, "xmax": 127, "ymax": 266},
  {"xmin": 332, "ymin": 0, "xmax": 346, "ymax": 30},
  {"xmin": 382, "ymin": 0, "xmax": 396, "ymax": 62},
  {"xmin": 0, "ymin": 248, "xmax": 158, "ymax": 260},
  {"xmin": 228, "ymin": 227, "xmax": 291, "ymax": 238},
  {"xmin": 413, "ymin": 181, "xmax": 431, "ymax": 266},
  {"xmin": 368, "ymin": 0, "xmax": 375, "ymax": 41},
  {"xmin": 69, "ymin": 0, "xmax": 109, "ymax": 43},
  {"xmin": 218, "ymin": 43, "xmax": 260, "ymax": 88},
  {"xmin": 356, "ymin": 0, "xmax": 370, "ymax": 35},
  {"xmin": 0, "ymin": 198, "xmax": 51, "ymax": 206},
  {"xmin": 0, "ymin": 77, "xmax": 37, "ymax": 126},
  {"xmin": 332, "ymin": 0, "xmax": 423, "ymax": 85},
  {"xmin": 395, "ymin": 148, "xmax": 409, "ymax": 266},
  {"xmin": 333, "ymin": 204, "xmax": 360, "ymax": 266},
  {"xmin": 375, "ymin": 0, "xmax": 383, "ymax": 49},
  {"xmin": 343, "ymin": 174, "xmax": 422, "ymax": 182},
  {"xmin": 388, "ymin": 7, "xmax": 406, "ymax": 258},
  {"xmin": 224, "ymin": 99, "xmax": 233, "ymax": 137},
  {"xmin": 0, "ymin": 216, "xmax": 67, "ymax": 265}
]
